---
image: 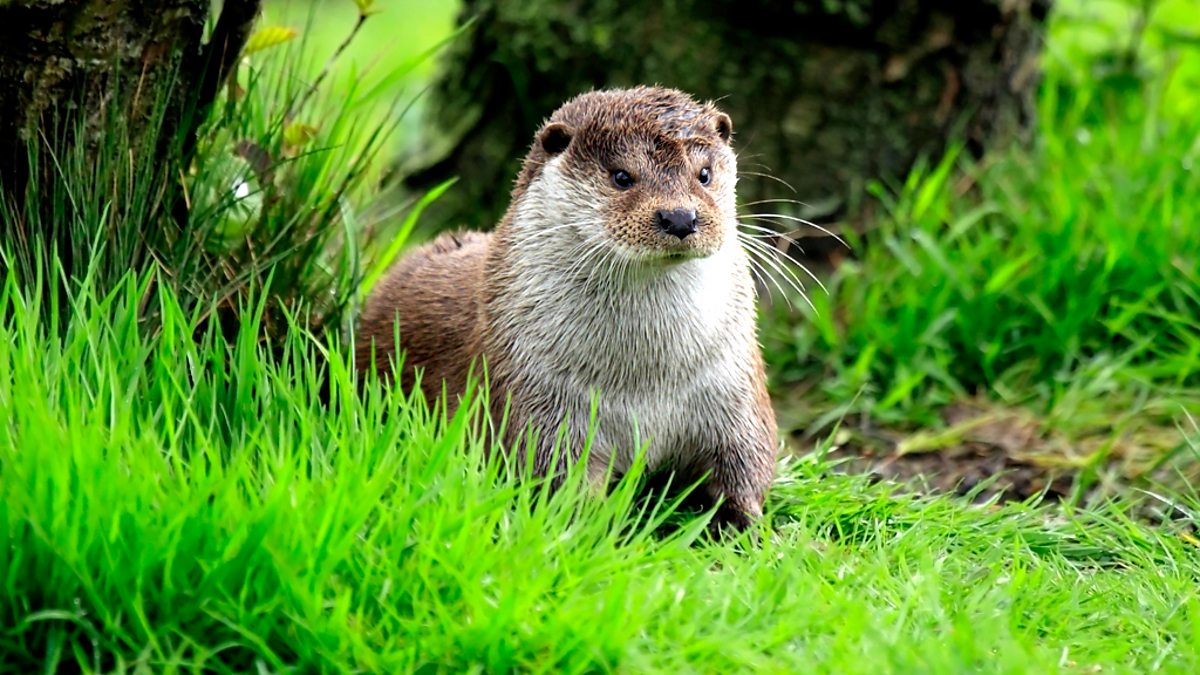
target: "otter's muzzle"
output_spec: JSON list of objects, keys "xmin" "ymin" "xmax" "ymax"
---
[{"xmin": 655, "ymin": 208, "xmax": 698, "ymax": 240}]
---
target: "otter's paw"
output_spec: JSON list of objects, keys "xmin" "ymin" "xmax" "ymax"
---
[{"xmin": 706, "ymin": 499, "xmax": 762, "ymax": 541}]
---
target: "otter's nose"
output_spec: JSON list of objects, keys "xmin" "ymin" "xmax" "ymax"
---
[{"xmin": 655, "ymin": 208, "xmax": 699, "ymax": 239}]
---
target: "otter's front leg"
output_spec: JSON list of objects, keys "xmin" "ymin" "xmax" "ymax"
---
[{"xmin": 700, "ymin": 413, "xmax": 778, "ymax": 537}]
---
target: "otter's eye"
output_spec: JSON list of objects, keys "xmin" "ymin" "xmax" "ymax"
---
[
  {"xmin": 611, "ymin": 169, "xmax": 635, "ymax": 190},
  {"xmin": 698, "ymin": 167, "xmax": 712, "ymax": 186}
]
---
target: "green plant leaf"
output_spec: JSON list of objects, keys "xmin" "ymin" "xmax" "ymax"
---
[{"xmin": 244, "ymin": 26, "xmax": 298, "ymax": 56}]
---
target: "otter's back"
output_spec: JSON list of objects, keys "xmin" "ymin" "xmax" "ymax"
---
[{"xmin": 355, "ymin": 231, "xmax": 489, "ymax": 402}]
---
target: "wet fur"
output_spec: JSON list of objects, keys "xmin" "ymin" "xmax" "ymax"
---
[{"xmin": 356, "ymin": 86, "xmax": 778, "ymax": 533}]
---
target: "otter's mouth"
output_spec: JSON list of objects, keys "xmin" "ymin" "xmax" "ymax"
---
[
  {"xmin": 641, "ymin": 246, "xmax": 713, "ymax": 265},
  {"xmin": 606, "ymin": 237, "xmax": 716, "ymax": 266}
]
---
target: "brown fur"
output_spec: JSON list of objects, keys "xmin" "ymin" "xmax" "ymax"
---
[
  {"xmin": 356, "ymin": 86, "xmax": 778, "ymax": 534},
  {"xmin": 356, "ymin": 230, "xmax": 488, "ymax": 401}
]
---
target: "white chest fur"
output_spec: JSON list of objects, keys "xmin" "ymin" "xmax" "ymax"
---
[{"xmin": 491, "ymin": 206, "xmax": 756, "ymax": 474}]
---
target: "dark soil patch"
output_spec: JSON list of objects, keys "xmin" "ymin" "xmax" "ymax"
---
[{"xmin": 784, "ymin": 398, "xmax": 1194, "ymax": 509}]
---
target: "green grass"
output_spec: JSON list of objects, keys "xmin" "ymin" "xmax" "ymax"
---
[
  {"xmin": 762, "ymin": 0, "xmax": 1200, "ymax": 470},
  {"xmin": 3, "ymin": 0, "xmax": 1200, "ymax": 671},
  {"xmin": 765, "ymin": 97, "xmax": 1200, "ymax": 414},
  {"xmin": 2, "ymin": 269, "xmax": 1199, "ymax": 672}
]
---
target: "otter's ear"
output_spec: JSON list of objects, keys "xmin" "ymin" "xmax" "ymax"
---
[
  {"xmin": 539, "ymin": 122, "xmax": 573, "ymax": 155},
  {"xmin": 714, "ymin": 113, "xmax": 733, "ymax": 143}
]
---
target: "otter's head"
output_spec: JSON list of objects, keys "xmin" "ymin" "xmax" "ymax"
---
[{"xmin": 509, "ymin": 86, "xmax": 738, "ymax": 263}]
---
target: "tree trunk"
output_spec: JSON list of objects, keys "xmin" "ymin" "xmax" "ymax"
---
[
  {"xmin": 398, "ymin": 0, "xmax": 1051, "ymax": 253},
  {"xmin": 0, "ymin": 0, "xmax": 259, "ymax": 279}
]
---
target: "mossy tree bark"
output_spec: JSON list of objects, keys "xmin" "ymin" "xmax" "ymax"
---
[
  {"xmin": 400, "ymin": 0, "xmax": 1051, "ymax": 255},
  {"xmin": 0, "ymin": 0, "xmax": 259, "ymax": 277}
]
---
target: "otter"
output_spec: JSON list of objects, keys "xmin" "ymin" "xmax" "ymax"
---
[{"xmin": 356, "ymin": 86, "xmax": 778, "ymax": 533}]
